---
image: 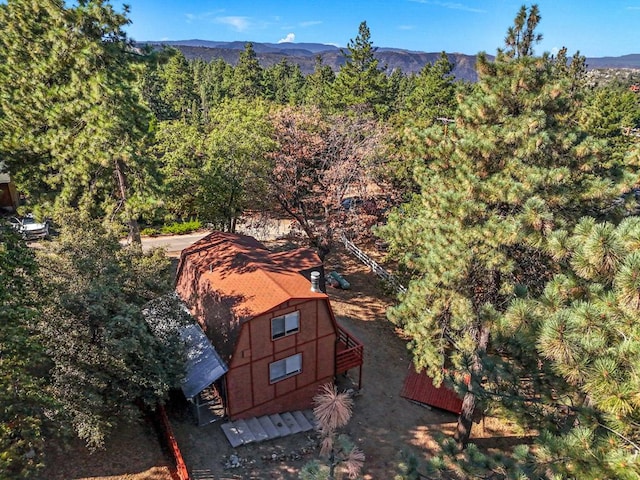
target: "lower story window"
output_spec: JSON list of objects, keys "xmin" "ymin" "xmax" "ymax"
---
[{"xmin": 269, "ymin": 353, "xmax": 302, "ymax": 383}]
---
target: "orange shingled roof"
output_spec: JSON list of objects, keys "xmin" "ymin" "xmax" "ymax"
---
[{"xmin": 180, "ymin": 231, "xmax": 326, "ymax": 320}]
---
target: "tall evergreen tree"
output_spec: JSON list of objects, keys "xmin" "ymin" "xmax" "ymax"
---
[
  {"xmin": 379, "ymin": 4, "xmax": 632, "ymax": 448},
  {"xmin": 332, "ymin": 21, "xmax": 388, "ymax": 116},
  {"xmin": 403, "ymin": 52, "xmax": 456, "ymax": 124},
  {"xmin": 232, "ymin": 42, "xmax": 263, "ymax": 99},
  {"xmin": 383, "ymin": 53, "xmax": 459, "ymax": 194},
  {"xmin": 0, "ymin": 0, "xmax": 154, "ymax": 244},
  {"xmin": 263, "ymin": 59, "xmax": 306, "ymax": 105},
  {"xmin": 192, "ymin": 58, "xmax": 234, "ymax": 121},
  {"xmin": 157, "ymin": 49, "xmax": 198, "ymax": 121},
  {"xmin": 523, "ymin": 217, "xmax": 640, "ymax": 478},
  {"xmin": 304, "ymin": 55, "xmax": 336, "ymax": 111}
]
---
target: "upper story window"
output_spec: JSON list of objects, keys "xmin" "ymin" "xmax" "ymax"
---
[{"xmin": 271, "ymin": 311, "xmax": 300, "ymax": 340}]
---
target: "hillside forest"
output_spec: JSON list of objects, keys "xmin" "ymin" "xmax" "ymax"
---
[{"xmin": 1, "ymin": 0, "xmax": 639, "ymax": 479}]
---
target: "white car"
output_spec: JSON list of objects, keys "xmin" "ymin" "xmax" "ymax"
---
[{"xmin": 9, "ymin": 215, "xmax": 50, "ymax": 241}]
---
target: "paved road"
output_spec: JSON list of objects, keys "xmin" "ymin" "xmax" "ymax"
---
[
  {"xmin": 140, "ymin": 219, "xmax": 293, "ymax": 256},
  {"xmin": 140, "ymin": 231, "xmax": 210, "ymax": 255}
]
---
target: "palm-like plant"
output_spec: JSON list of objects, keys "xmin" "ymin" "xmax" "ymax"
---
[{"xmin": 300, "ymin": 383, "xmax": 364, "ymax": 480}]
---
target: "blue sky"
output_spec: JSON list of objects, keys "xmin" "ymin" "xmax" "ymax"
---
[{"xmin": 122, "ymin": 1, "xmax": 640, "ymax": 57}]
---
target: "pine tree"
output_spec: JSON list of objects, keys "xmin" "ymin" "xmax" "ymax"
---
[
  {"xmin": 332, "ymin": 21, "xmax": 388, "ymax": 116},
  {"xmin": 379, "ymin": 4, "xmax": 631, "ymax": 448},
  {"xmin": 402, "ymin": 52, "xmax": 456, "ymax": 124},
  {"xmin": 263, "ymin": 59, "xmax": 306, "ymax": 105},
  {"xmin": 0, "ymin": 0, "xmax": 155, "ymax": 244},
  {"xmin": 157, "ymin": 49, "xmax": 198, "ymax": 121},
  {"xmin": 383, "ymin": 53, "xmax": 458, "ymax": 194},
  {"xmin": 192, "ymin": 58, "xmax": 234, "ymax": 121},
  {"xmin": 232, "ymin": 42, "xmax": 263, "ymax": 99},
  {"xmin": 304, "ymin": 55, "xmax": 336, "ymax": 111},
  {"xmin": 527, "ymin": 217, "xmax": 640, "ymax": 478}
]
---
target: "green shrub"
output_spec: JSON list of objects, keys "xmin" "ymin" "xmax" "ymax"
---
[
  {"xmin": 160, "ymin": 219, "xmax": 202, "ymax": 235},
  {"xmin": 140, "ymin": 227, "xmax": 160, "ymax": 237}
]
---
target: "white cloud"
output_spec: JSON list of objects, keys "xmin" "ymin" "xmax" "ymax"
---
[
  {"xmin": 214, "ymin": 16, "xmax": 251, "ymax": 32},
  {"xmin": 278, "ymin": 33, "xmax": 296, "ymax": 43},
  {"xmin": 185, "ymin": 10, "xmax": 223, "ymax": 23},
  {"xmin": 408, "ymin": 0, "xmax": 485, "ymax": 13},
  {"xmin": 398, "ymin": 24, "xmax": 415, "ymax": 30},
  {"xmin": 300, "ymin": 20, "xmax": 322, "ymax": 27}
]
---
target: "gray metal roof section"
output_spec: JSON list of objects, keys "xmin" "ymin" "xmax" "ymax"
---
[{"xmin": 180, "ymin": 324, "xmax": 228, "ymax": 399}]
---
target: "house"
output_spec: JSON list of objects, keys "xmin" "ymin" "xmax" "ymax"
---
[
  {"xmin": 175, "ymin": 231, "xmax": 363, "ymax": 421},
  {"xmin": 0, "ymin": 172, "xmax": 19, "ymax": 212}
]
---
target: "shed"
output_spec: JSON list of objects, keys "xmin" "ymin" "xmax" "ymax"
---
[{"xmin": 400, "ymin": 364, "xmax": 463, "ymax": 414}]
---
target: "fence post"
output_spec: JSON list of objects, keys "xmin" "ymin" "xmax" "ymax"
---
[{"xmin": 339, "ymin": 234, "xmax": 406, "ymax": 294}]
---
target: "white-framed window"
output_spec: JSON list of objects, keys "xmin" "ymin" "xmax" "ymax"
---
[
  {"xmin": 271, "ymin": 311, "xmax": 300, "ymax": 339},
  {"xmin": 269, "ymin": 353, "xmax": 302, "ymax": 383}
]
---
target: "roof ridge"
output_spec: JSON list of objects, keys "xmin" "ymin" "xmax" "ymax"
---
[{"xmin": 255, "ymin": 266, "xmax": 305, "ymax": 300}]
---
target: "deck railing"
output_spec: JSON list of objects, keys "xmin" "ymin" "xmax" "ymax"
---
[{"xmin": 336, "ymin": 326, "xmax": 364, "ymax": 389}]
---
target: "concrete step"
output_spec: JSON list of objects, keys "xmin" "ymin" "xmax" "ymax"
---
[
  {"xmin": 302, "ymin": 409, "xmax": 317, "ymax": 428},
  {"xmin": 292, "ymin": 410, "xmax": 314, "ymax": 432},
  {"xmin": 234, "ymin": 419, "xmax": 256, "ymax": 445},
  {"xmin": 246, "ymin": 417, "xmax": 269, "ymax": 442},
  {"xmin": 257, "ymin": 415, "xmax": 280, "ymax": 439},
  {"xmin": 220, "ymin": 409, "xmax": 318, "ymax": 446},
  {"xmin": 280, "ymin": 412, "xmax": 302, "ymax": 434},
  {"xmin": 220, "ymin": 422, "xmax": 244, "ymax": 448},
  {"xmin": 269, "ymin": 413, "xmax": 292, "ymax": 437}
]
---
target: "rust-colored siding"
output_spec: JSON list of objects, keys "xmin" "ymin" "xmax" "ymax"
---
[
  {"xmin": 226, "ymin": 298, "xmax": 336, "ymax": 419},
  {"xmin": 400, "ymin": 365, "xmax": 463, "ymax": 414}
]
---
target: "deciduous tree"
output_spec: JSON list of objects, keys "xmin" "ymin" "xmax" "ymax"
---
[
  {"xmin": 35, "ymin": 216, "xmax": 185, "ymax": 449},
  {"xmin": 268, "ymin": 107, "xmax": 384, "ymax": 260}
]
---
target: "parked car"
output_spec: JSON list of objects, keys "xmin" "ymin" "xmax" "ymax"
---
[
  {"xmin": 341, "ymin": 196, "xmax": 381, "ymax": 217},
  {"xmin": 9, "ymin": 214, "xmax": 50, "ymax": 241}
]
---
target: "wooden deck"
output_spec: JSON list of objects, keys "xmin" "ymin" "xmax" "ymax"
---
[{"xmin": 336, "ymin": 326, "xmax": 364, "ymax": 389}]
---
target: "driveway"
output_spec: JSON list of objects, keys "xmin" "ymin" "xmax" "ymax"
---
[
  {"xmin": 141, "ymin": 231, "xmax": 211, "ymax": 256},
  {"xmin": 141, "ymin": 218, "xmax": 293, "ymax": 256}
]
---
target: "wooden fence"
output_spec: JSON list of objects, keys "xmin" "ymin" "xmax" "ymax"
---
[
  {"xmin": 340, "ymin": 234, "xmax": 406, "ymax": 294},
  {"xmin": 156, "ymin": 403, "xmax": 191, "ymax": 480}
]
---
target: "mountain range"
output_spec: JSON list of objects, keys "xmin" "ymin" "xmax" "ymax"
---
[{"xmin": 138, "ymin": 40, "xmax": 640, "ymax": 82}]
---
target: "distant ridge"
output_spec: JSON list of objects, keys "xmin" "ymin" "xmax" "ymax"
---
[{"xmin": 137, "ymin": 40, "xmax": 640, "ymax": 82}]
